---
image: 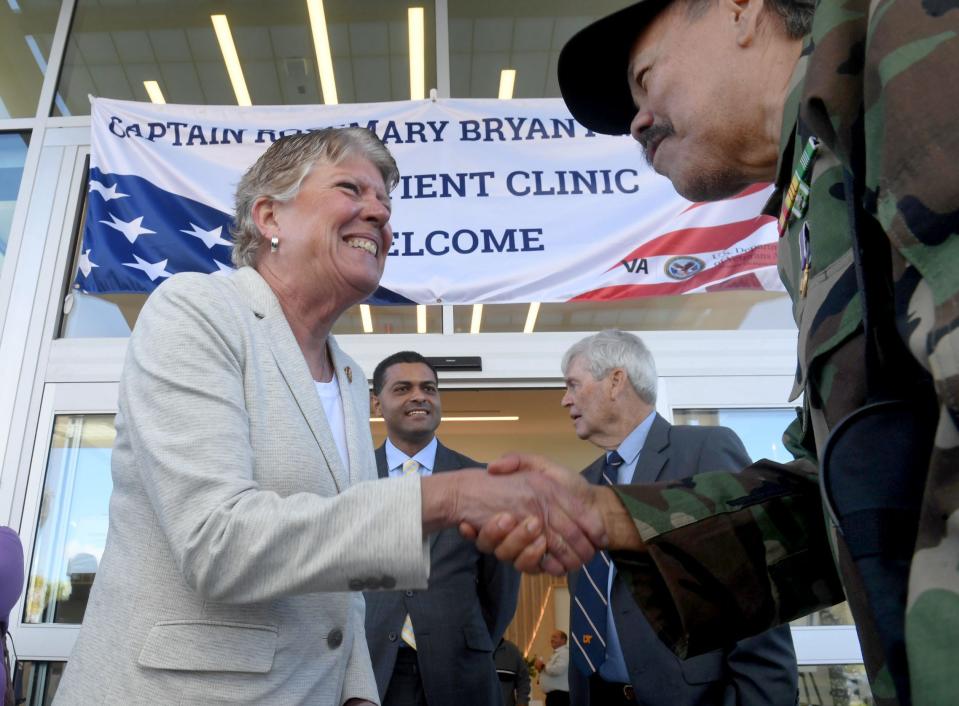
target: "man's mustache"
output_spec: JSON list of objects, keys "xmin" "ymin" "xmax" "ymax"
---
[{"xmin": 637, "ymin": 121, "xmax": 675, "ymax": 158}]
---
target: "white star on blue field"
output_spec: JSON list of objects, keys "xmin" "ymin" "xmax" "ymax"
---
[{"xmin": 78, "ymin": 168, "xmax": 235, "ymax": 294}]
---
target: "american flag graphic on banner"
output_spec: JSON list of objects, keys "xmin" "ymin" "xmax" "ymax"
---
[
  {"xmin": 77, "ymin": 97, "xmax": 782, "ymax": 304},
  {"xmin": 80, "ymin": 167, "xmax": 235, "ymax": 292}
]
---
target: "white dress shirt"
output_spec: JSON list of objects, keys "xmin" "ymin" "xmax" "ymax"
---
[
  {"xmin": 539, "ymin": 644, "xmax": 569, "ymax": 693},
  {"xmin": 385, "ymin": 436, "xmax": 437, "ymax": 478}
]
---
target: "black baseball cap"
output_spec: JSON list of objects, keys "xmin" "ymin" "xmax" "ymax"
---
[{"xmin": 558, "ymin": 0, "xmax": 671, "ymax": 135}]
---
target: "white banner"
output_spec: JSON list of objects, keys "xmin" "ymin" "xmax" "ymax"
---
[{"xmin": 80, "ymin": 97, "xmax": 782, "ymax": 303}]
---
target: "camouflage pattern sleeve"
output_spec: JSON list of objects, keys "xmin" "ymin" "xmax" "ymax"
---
[
  {"xmin": 802, "ymin": 1, "xmax": 959, "ymax": 703},
  {"xmin": 609, "ymin": 459, "xmax": 844, "ymax": 659},
  {"xmin": 781, "ymin": 406, "xmax": 816, "ymax": 464},
  {"xmin": 863, "ymin": 2, "xmax": 959, "ymax": 702}
]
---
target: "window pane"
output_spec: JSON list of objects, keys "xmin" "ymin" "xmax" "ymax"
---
[
  {"xmin": 0, "ymin": 2, "xmax": 60, "ymax": 118},
  {"xmin": 790, "ymin": 603, "xmax": 856, "ymax": 628},
  {"xmin": 12, "ymin": 661, "xmax": 65, "ymax": 706},
  {"xmin": 60, "ymin": 293, "xmax": 442, "ymax": 338},
  {"xmin": 372, "ymin": 388, "xmax": 600, "ymax": 470},
  {"xmin": 332, "ymin": 304, "xmax": 442, "ymax": 335},
  {"xmin": 672, "ymin": 407, "xmax": 797, "ymax": 464},
  {"xmin": 0, "ymin": 132, "xmax": 30, "ymax": 278},
  {"xmin": 56, "ymin": 0, "xmax": 436, "ymax": 115},
  {"xmin": 63, "ymin": 273, "xmax": 793, "ymax": 338},
  {"xmin": 799, "ymin": 664, "xmax": 873, "ymax": 705},
  {"xmin": 454, "ymin": 291, "xmax": 792, "ymax": 333},
  {"xmin": 60, "ymin": 292, "xmax": 142, "ymax": 338},
  {"xmin": 448, "ymin": 0, "xmax": 635, "ymax": 99},
  {"xmin": 24, "ymin": 415, "xmax": 115, "ymax": 625}
]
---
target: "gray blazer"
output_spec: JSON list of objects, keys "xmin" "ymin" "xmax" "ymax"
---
[
  {"xmin": 54, "ymin": 268, "xmax": 430, "ymax": 706},
  {"xmin": 364, "ymin": 442, "xmax": 519, "ymax": 706},
  {"xmin": 569, "ymin": 415, "xmax": 798, "ymax": 706}
]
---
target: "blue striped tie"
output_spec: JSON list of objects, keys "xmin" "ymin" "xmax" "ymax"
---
[{"xmin": 571, "ymin": 450, "xmax": 624, "ymax": 676}]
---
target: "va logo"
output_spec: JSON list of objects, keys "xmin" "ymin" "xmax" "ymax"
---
[
  {"xmin": 582, "ymin": 634, "xmax": 593, "ymax": 645},
  {"xmin": 664, "ymin": 255, "xmax": 705, "ymax": 280},
  {"xmin": 621, "ymin": 257, "xmax": 649, "ymax": 274}
]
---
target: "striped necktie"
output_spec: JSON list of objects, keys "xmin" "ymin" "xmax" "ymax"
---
[
  {"xmin": 571, "ymin": 450, "xmax": 624, "ymax": 675},
  {"xmin": 400, "ymin": 457, "xmax": 420, "ymax": 649}
]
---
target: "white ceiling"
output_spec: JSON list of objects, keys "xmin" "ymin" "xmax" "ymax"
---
[{"xmin": 44, "ymin": 0, "xmax": 639, "ymax": 114}]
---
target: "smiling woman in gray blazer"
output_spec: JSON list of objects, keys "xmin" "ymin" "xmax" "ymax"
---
[{"xmin": 53, "ymin": 129, "xmax": 604, "ymax": 706}]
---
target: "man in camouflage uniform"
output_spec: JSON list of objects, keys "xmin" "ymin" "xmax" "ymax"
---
[{"xmin": 476, "ymin": 0, "xmax": 959, "ymax": 704}]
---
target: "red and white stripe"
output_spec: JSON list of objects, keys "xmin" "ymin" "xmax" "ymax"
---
[{"xmin": 572, "ymin": 184, "xmax": 782, "ymax": 302}]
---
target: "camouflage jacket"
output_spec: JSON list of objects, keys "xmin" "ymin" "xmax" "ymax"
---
[{"xmin": 613, "ymin": 1, "xmax": 959, "ymax": 704}]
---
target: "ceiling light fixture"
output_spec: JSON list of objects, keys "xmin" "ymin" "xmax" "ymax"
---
[
  {"xmin": 408, "ymin": 7, "xmax": 425, "ymax": 100},
  {"xmin": 211, "ymin": 15, "xmax": 252, "ymax": 106},
  {"xmin": 360, "ymin": 304, "xmax": 374, "ymax": 333},
  {"xmin": 470, "ymin": 304, "xmax": 483, "ymax": 334},
  {"xmin": 306, "ymin": 0, "xmax": 338, "ymax": 104},
  {"xmin": 523, "ymin": 302, "xmax": 540, "ymax": 333},
  {"xmin": 416, "ymin": 304, "xmax": 427, "ymax": 333},
  {"xmin": 498, "ymin": 69, "xmax": 516, "ymax": 100},
  {"xmin": 143, "ymin": 81, "xmax": 166, "ymax": 104}
]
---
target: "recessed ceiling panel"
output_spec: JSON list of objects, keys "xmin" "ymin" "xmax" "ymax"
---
[{"xmin": 56, "ymin": 0, "xmax": 436, "ymax": 114}]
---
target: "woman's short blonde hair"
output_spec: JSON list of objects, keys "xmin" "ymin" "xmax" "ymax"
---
[{"xmin": 231, "ymin": 127, "xmax": 399, "ymax": 268}]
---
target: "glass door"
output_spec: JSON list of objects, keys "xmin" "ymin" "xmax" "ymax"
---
[{"xmin": 11, "ymin": 381, "xmax": 118, "ymax": 670}]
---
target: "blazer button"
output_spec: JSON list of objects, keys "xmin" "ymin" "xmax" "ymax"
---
[
  {"xmin": 348, "ymin": 578, "xmax": 364, "ymax": 591},
  {"xmin": 382, "ymin": 575, "xmax": 397, "ymax": 589},
  {"xmin": 388, "ymin": 631, "xmax": 397, "ymax": 642},
  {"xmin": 327, "ymin": 628, "xmax": 343, "ymax": 649},
  {"xmin": 405, "ymin": 590, "xmax": 414, "ymax": 597}
]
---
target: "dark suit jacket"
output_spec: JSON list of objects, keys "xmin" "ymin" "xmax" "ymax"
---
[
  {"xmin": 569, "ymin": 415, "xmax": 798, "ymax": 706},
  {"xmin": 364, "ymin": 441, "xmax": 520, "ymax": 706}
]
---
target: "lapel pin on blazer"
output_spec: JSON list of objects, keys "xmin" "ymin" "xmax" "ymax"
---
[{"xmin": 344, "ymin": 366, "xmax": 352, "ymax": 383}]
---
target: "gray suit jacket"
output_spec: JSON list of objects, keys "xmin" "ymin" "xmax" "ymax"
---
[
  {"xmin": 54, "ymin": 268, "xmax": 430, "ymax": 705},
  {"xmin": 364, "ymin": 442, "xmax": 519, "ymax": 706},
  {"xmin": 569, "ymin": 415, "xmax": 798, "ymax": 706}
]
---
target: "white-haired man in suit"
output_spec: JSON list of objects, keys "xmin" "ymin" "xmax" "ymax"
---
[{"xmin": 562, "ymin": 330, "xmax": 798, "ymax": 706}]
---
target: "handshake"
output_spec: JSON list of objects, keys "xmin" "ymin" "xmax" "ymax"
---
[{"xmin": 420, "ymin": 453, "xmax": 642, "ymax": 575}]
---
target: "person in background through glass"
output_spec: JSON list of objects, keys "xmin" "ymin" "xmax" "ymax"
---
[
  {"xmin": 535, "ymin": 630, "xmax": 570, "ymax": 706},
  {"xmin": 494, "ymin": 637, "xmax": 531, "ymax": 706}
]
